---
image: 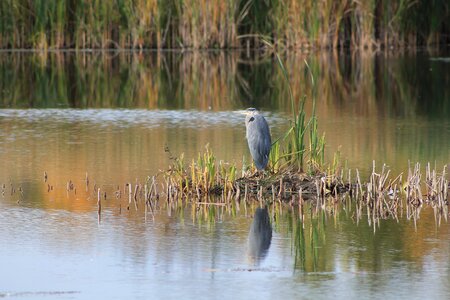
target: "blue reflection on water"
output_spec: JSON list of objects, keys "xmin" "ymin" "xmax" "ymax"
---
[{"xmin": 0, "ymin": 109, "xmax": 287, "ymax": 129}]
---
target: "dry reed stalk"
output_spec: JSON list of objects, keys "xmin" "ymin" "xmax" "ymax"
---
[
  {"xmin": 97, "ymin": 188, "xmax": 101, "ymax": 215},
  {"xmin": 271, "ymin": 184, "xmax": 276, "ymax": 203},
  {"xmin": 244, "ymin": 183, "xmax": 248, "ymax": 203},
  {"xmin": 406, "ymin": 162, "xmax": 423, "ymax": 205},
  {"xmin": 133, "ymin": 184, "xmax": 139, "ymax": 208},
  {"xmin": 127, "ymin": 183, "xmax": 132, "ymax": 210},
  {"xmin": 356, "ymin": 169, "xmax": 363, "ymax": 199},
  {"xmin": 196, "ymin": 202, "xmax": 226, "ymax": 206},
  {"xmin": 278, "ymin": 177, "xmax": 283, "ymax": 198},
  {"xmin": 235, "ymin": 183, "xmax": 241, "ymax": 202}
]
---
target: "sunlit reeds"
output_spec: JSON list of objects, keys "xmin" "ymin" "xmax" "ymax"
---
[
  {"xmin": 0, "ymin": 0, "xmax": 447, "ymax": 49},
  {"xmin": 163, "ymin": 145, "xmax": 238, "ymax": 202}
]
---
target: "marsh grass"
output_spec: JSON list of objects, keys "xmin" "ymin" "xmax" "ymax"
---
[
  {"xmin": 265, "ymin": 40, "xmax": 326, "ymax": 174},
  {"xmin": 163, "ymin": 145, "xmax": 238, "ymax": 202},
  {"xmin": 0, "ymin": 0, "xmax": 447, "ymax": 49},
  {"xmin": 3, "ymin": 160, "xmax": 445, "ymax": 235}
]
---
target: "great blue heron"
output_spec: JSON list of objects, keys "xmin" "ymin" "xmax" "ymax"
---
[{"xmin": 244, "ymin": 108, "xmax": 271, "ymax": 171}]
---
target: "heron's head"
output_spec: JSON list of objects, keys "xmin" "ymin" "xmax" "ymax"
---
[
  {"xmin": 244, "ymin": 108, "xmax": 260, "ymax": 125},
  {"xmin": 245, "ymin": 107, "xmax": 258, "ymax": 114}
]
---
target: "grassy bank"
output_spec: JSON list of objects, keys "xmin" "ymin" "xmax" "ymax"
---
[{"xmin": 0, "ymin": 0, "xmax": 448, "ymax": 50}]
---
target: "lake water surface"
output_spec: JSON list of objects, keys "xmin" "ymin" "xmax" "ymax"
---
[{"xmin": 0, "ymin": 51, "xmax": 449, "ymax": 299}]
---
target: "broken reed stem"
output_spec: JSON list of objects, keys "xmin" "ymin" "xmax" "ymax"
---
[
  {"xmin": 278, "ymin": 177, "xmax": 283, "ymax": 198},
  {"xmin": 235, "ymin": 183, "xmax": 241, "ymax": 202},
  {"xmin": 127, "ymin": 183, "xmax": 132, "ymax": 210},
  {"xmin": 244, "ymin": 184, "xmax": 248, "ymax": 203},
  {"xmin": 133, "ymin": 184, "xmax": 139, "ymax": 210},
  {"xmin": 271, "ymin": 184, "xmax": 276, "ymax": 203},
  {"xmin": 97, "ymin": 188, "xmax": 101, "ymax": 215},
  {"xmin": 196, "ymin": 202, "xmax": 226, "ymax": 206}
]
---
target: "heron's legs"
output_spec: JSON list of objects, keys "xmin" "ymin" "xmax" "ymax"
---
[{"xmin": 248, "ymin": 169, "xmax": 269, "ymax": 178}]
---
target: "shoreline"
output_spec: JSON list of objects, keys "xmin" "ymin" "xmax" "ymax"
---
[{"xmin": 0, "ymin": 45, "xmax": 449, "ymax": 53}]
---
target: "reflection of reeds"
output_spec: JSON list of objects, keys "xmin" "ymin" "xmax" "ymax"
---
[
  {"xmin": 1, "ymin": 51, "xmax": 448, "ymax": 120},
  {"xmin": 282, "ymin": 206, "xmax": 327, "ymax": 272},
  {"xmin": 0, "ymin": 51, "xmax": 245, "ymax": 109}
]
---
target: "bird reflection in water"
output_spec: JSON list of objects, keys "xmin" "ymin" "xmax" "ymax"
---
[{"xmin": 247, "ymin": 207, "xmax": 272, "ymax": 266}]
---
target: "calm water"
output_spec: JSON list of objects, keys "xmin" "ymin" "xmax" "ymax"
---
[{"xmin": 0, "ymin": 51, "xmax": 449, "ymax": 299}]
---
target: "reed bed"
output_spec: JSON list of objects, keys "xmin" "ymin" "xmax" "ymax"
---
[
  {"xmin": 0, "ymin": 1, "xmax": 448, "ymax": 49},
  {"xmin": 2, "ymin": 160, "xmax": 447, "ymax": 231},
  {"xmin": 8, "ymin": 160, "xmax": 443, "ymax": 230},
  {"xmin": 157, "ymin": 143, "xmax": 448, "ymax": 217}
]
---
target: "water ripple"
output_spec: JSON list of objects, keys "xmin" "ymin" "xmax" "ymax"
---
[{"xmin": 0, "ymin": 109, "xmax": 288, "ymax": 129}]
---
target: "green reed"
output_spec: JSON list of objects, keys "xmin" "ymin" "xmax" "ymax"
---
[
  {"xmin": 269, "ymin": 44, "xmax": 326, "ymax": 173},
  {"xmin": 268, "ymin": 140, "xmax": 281, "ymax": 173},
  {"xmin": 304, "ymin": 59, "xmax": 325, "ymax": 173},
  {"xmin": 165, "ymin": 145, "xmax": 238, "ymax": 198}
]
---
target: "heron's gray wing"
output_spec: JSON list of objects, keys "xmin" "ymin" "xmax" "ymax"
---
[
  {"xmin": 256, "ymin": 116, "xmax": 271, "ymax": 157},
  {"xmin": 246, "ymin": 115, "xmax": 271, "ymax": 169}
]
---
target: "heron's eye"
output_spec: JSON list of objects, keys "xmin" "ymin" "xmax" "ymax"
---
[{"xmin": 248, "ymin": 117, "xmax": 255, "ymax": 122}]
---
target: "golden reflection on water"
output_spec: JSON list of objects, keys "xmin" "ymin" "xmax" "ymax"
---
[{"xmin": 0, "ymin": 111, "xmax": 251, "ymax": 213}]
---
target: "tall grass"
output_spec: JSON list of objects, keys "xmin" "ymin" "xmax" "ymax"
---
[
  {"xmin": 266, "ymin": 39, "xmax": 326, "ymax": 173},
  {"xmin": 178, "ymin": 0, "xmax": 240, "ymax": 48},
  {"xmin": 165, "ymin": 145, "xmax": 237, "ymax": 199},
  {"xmin": 0, "ymin": 0, "xmax": 447, "ymax": 49}
]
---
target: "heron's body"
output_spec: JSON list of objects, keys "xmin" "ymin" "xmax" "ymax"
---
[{"xmin": 245, "ymin": 108, "xmax": 271, "ymax": 170}]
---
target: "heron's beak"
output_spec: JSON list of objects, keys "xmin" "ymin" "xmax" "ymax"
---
[{"xmin": 237, "ymin": 110, "xmax": 249, "ymax": 115}]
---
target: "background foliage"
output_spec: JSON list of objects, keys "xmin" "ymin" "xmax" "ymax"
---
[{"xmin": 0, "ymin": 0, "xmax": 448, "ymax": 49}]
